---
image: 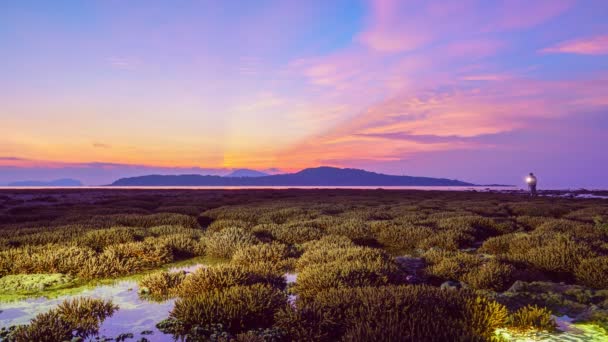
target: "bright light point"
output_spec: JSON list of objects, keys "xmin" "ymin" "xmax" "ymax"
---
[{"xmin": 526, "ymin": 177, "xmax": 533, "ymax": 183}]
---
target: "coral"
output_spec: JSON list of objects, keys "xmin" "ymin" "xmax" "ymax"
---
[
  {"xmin": 232, "ymin": 242, "xmax": 289, "ymax": 267},
  {"xmin": 463, "ymin": 260, "xmax": 515, "ymax": 291},
  {"xmin": 138, "ymin": 270, "xmax": 186, "ymax": 299},
  {"xmin": 170, "ymin": 284, "xmax": 286, "ymax": 334},
  {"xmin": 204, "ymin": 227, "xmax": 259, "ymax": 259},
  {"xmin": 9, "ymin": 297, "xmax": 117, "ymax": 341},
  {"xmin": 575, "ymin": 256, "xmax": 608, "ymax": 289},
  {"xmin": 507, "ymin": 305, "xmax": 557, "ymax": 332},
  {"xmin": 277, "ymin": 285, "xmax": 507, "ymax": 341}
]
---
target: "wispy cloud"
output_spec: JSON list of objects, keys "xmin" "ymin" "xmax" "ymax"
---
[
  {"xmin": 542, "ymin": 35, "xmax": 608, "ymax": 55},
  {"xmin": 460, "ymin": 74, "xmax": 512, "ymax": 81},
  {"xmin": 441, "ymin": 39, "xmax": 505, "ymax": 59},
  {"xmin": 275, "ymin": 75, "xmax": 608, "ymax": 170},
  {"xmin": 107, "ymin": 57, "xmax": 140, "ymax": 70},
  {"xmin": 489, "ymin": 0, "xmax": 573, "ymax": 31},
  {"xmin": 0, "ymin": 157, "xmax": 280, "ymax": 185},
  {"xmin": 0, "ymin": 156, "xmax": 26, "ymax": 161},
  {"xmin": 356, "ymin": 0, "xmax": 571, "ymax": 53},
  {"xmin": 92, "ymin": 142, "xmax": 111, "ymax": 149}
]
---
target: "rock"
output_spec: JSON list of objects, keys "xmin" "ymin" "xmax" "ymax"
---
[
  {"xmin": 394, "ymin": 256, "xmax": 425, "ymax": 274},
  {"xmin": 460, "ymin": 248, "xmax": 477, "ymax": 253},
  {"xmin": 441, "ymin": 280, "xmax": 465, "ymax": 290},
  {"xmin": 395, "ymin": 256, "xmax": 427, "ymax": 284},
  {"xmin": 506, "ymin": 280, "xmax": 526, "ymax": 293},
  {"xmin": 116, "ymin": 333, "xmax": 134, "ymax": 341},
  {"xmin": 141, "ymin": 330, "xmax": 153, "ymax": 335},
  {"xmin": 405, "ymin": 274, "xmax": 421, "ymax": 284}
]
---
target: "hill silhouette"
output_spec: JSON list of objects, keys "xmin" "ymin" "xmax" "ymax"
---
[
  {"xmin": 7, "ymin": 178, "xmax": 83, "ymax": 187},
  {"xmin": 224, "ymin": 169, "xmax": 269, "ymax": 177},
  {"xmin": 111, "ymin": 166, "xmax": 474, "ymax": 186}
]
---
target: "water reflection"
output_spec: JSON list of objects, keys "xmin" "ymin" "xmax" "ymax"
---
[
  {"xmin": 2, "ymin": 268, "xmax": 605, "ymax": 342},
  {"xmin": 0, "ymin": 264, "xmax": 203, "ymax": 341},
  {"xmin": 0, "ymin": 265, "xmax": 296, "ymax": 342},
  {"xmin": 496, "ymin": 315, "xmax": 608, "ymax": 341}
]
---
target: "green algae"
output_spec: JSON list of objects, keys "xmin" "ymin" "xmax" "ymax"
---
[
  {"xmin": 0, "ymin": 273, "xmax": 82, "ymax": 301},
  {"xmin": 0, "ymin": 255, "xmax": 227, "ymax": 303},
  {"xmin": 493, "ymin": 280, "xmax": 608, "ymax": 330},
  {"xmin": 496, "ymin": 321, "xmax": 608, "ymax": 341}
]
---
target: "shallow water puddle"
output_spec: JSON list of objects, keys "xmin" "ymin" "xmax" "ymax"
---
[
  {"xmin": 496, "ymin": 315, "xmax": 608, "ymax": 341},
  {"xmin": 0, "ymin": 263, "xmax": 205, "ymax": 341},
  {"xmin": 6, "ymin": 269, "xmax": 603, "ymax": 341},
  {"xmin": 285, "ymin": 272, "xmax": 297, "ymax": 284},
  {"xmin": 0, "ymin": 266, "xmax": 298, "ymax": 341}
]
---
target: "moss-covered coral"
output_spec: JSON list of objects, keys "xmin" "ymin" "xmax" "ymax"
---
[
  {"xmin": 575, "ymin": 256, "xmax": 608, "ymax": 289},
  {"xmin": 293, "ymin": 246, "xmax": 403, "ymax": 300},
  {"xmin": 2, "ymin": 188, "xmax": 607, "ymax": 340},
  {"xmin": 8, "ymin": 297, "xmax": 117, "ymax": 341},
  {"xmin": 177, "ymin": 263, "xmax": 285, "ymax": 298},
  {"xmin": 232, "ymin": 242, "xmax": 289, "ymax": 267},
  {"xmin": 276, "ymin": 285, "xmax": 507, "ymax": 341},
  {"xmin": 507, "ymin": 305, "xmax": 556, "ymax": 332},
  {"xmin": 0, "ymin": 273, "xmax": 76, "ymax": 295},
  {"xmin": 169, "ymin": 284, "xmax": 286, "ymax": 335},
  {"xmin": 496, "ymin": 280, "xmax": 608, "ymax": 327},
  {"xmin": 204, "ymin": 227, "xmax": 258, "ymax": 259},
  {"xmin": 138, "ymin": 270, "xmax": 186, "ymax": 299}
]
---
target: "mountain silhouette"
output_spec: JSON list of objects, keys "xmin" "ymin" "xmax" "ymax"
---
[
  {"xmin": 111, "ymin": 166, "xmax": 474, "ymax": 186},
  {"xmin": 224, "ymin": 169, "xmax": 269, "ymax": 177},
  {"xmin": 7, "ymin": 178, "xmax": 83, "ymax": 187}
]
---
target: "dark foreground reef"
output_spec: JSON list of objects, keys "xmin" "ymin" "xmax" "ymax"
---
[
  {"xmin": 111, "ymin": 166, "xmax": 475, "ymax": 186},
  {"xmin": 0, "ymin": 189, "xmax": 607, "ymax": 341}
]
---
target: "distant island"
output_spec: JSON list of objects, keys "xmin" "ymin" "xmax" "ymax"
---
[
  {"xmin": 224, "ymin": 169, "xmax": 269, "ymax": 177},
  {"xmin": 6, "ymin": 178, "xmax": 83, "ymax": 187},
  {"xmin": 111, "ymin": 166, "xmax": 475, "ymax": 186}
]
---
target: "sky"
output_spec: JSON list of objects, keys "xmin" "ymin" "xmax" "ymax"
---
[{"xmin": 1, "ymin": 0, "xmax": 607, "ymax": 187}]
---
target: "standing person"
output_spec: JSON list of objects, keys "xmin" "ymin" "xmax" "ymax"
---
[{"xmin": 526, "ymin": 173, "xmax": 537, "ymax": 197}]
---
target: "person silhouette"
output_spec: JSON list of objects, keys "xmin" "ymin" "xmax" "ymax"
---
[{"xmin": 526, "ymin": 173, "xmax": 537, "ymax": 197}]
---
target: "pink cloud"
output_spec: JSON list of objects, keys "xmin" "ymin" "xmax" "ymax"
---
[
  {"xmin": 441, "ymin": 39, "xmax": 505, "ymax": 59},
  {"xmin": 490, "ymin": 0, "xmax": 573, "ymax": 31},
  {"xmin": 357, "ymin": 0, "xmax": 572, "ymax": 53},
  {"xmin": 357, "ymin": 0, "xmax": 475, "ymax": 53},
  {"xmin": 276, "ymin": 76, "xmax": 608, "ymax": 168},
  {"xmin": 107, "ymin": 57, "xmax": 140, "ymax": 70},
  {"xmin": 290, "ymin": 49, "xmax": 375, "ymax": 90},
  {"xmin": 542, "ymin": 35, "xmax": 608, "ymax": 55},
  {"xmin": 460, "ymin": 74, "xmax": 512, "ymax": 81}
]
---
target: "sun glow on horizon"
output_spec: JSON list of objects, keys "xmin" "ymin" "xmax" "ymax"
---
[{"xmin": 1, "ymin": 0, "xmax": 608, "ymax": 187}]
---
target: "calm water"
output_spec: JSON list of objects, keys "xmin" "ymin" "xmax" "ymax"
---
[
  {"xmin": 0, "ymin": 265, "xmax": 298, "ymax": 342},
  {"xmin": 1, "ymin": 268, "xmax": 606, "ymax": 342},
  {"xmin": 0, "ymin": 185, "xmax": 519, "ymax": 191},
  {"xmin": 0, "ymin": 264, "xmax": 205, "ymax": 341}
]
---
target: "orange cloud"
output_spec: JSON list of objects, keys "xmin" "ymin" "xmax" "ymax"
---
[
  {"xmin": 92, "ymin": 142, "xmax": 111, "ymax": 149},
  {"xmin": 542, "ymin": 35, "xmax": 608, "ymax": 55}
]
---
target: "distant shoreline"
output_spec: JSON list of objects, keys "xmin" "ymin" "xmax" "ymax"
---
[{"xmin": 0, "ymin": 186, "xmax": 604, "ymax": 192}]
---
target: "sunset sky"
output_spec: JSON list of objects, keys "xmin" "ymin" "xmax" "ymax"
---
[{"xmin": 1, "ymin": 0, "xmax": 608, "ymax": 187}]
